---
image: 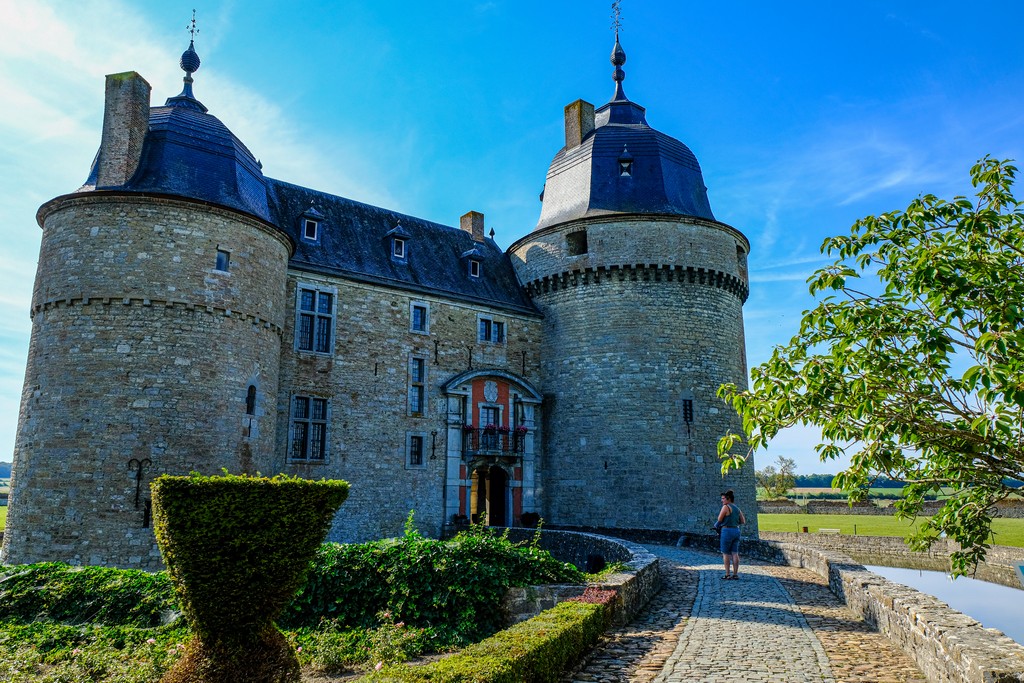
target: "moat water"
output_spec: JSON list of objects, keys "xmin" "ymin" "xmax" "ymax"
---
[{"xmin": 865, "ymin": 564, "xmax": 1024, "ymax": 645}]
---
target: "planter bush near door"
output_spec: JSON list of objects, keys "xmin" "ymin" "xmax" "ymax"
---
[{"xmin": 151, "ymin": 473, "xmax": 349, "ymax": 683}]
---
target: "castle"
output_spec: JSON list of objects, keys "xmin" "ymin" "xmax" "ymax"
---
[{"xmin": 2, "ymin": 32, "xmax": 756, "ymax": 569}]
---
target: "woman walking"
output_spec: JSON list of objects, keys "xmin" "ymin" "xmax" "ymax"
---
[{"xmin": 717, "ymin": 489, "xmax": 745, "ymax": 579}]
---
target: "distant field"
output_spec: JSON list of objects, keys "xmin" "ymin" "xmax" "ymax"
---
[
  {"xmin": 758, "ymin": 513, "xmax": 1024, "ymax": 548},
  {"xmin": 0, "ymin": 506, "xmax": 6, "ymax": 530}
]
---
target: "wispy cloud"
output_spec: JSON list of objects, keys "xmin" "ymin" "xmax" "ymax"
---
[{"xmin": 0, "ymin": 0, "xmax": 403, "ymax": 458}]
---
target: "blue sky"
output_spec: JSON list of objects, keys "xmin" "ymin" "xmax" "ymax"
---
[{"xmin": 1, "ymin": 1, "xmax": 1023, "ymax": 475}]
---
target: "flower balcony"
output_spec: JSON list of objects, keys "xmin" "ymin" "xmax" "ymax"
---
[{"xmin": 462, "ymin": 426, "xmax": 527, "ymax": 458}]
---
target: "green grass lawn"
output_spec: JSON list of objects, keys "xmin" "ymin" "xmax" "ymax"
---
[
  {"xmin": 758, "ymin": 513, "xmax": 1024, "ymax": 548},
  {"xmin": 0, "ymin": 506, "xmax": 6, "ymax": 530}
]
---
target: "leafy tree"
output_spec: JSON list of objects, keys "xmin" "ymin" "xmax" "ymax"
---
[
  {"xmin": 718, "ymin": 157, "xmax": 1024, "ymax": 576},
  {"xmin": 793, "ymin": 473, "xmax": 842, "ymax": 488},
  {"xmin": 756, "ymin": 456, "xmax": 797, "ymax": 499}
]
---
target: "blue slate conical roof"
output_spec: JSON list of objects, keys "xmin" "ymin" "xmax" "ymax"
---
[{"xmin": 535, "ymin": 35, "xmax": 715, "ymax": 230}]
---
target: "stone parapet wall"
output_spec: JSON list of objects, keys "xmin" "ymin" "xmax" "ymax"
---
[
  {"xmin": 767, "ymin": 541, "xmax": 1024, "ymax": 683},
  {"xmin": 757, "ymin": 500, "xmax": 803, "ymax": 514},
  {"xmin": 762, "ymin": 497, "xmax": 1024, "ymax": 517},
  {"xmin": 678, "ymin": 531, "xmax": 1024, "ymax": 681},
  {"xmin": 805, "ymin": 500, "xmax": 880, "ymax": 515},
  {"xmin": 760, "ymin": 531, "xmax": 1024, "ymax": 589},
  {"xmin": 501, "ymin": 528, "xmax": 661, "ymax": 627},
  {"xmin": 993, "ymin": 499, "xmax": 1024, "ymax": 518}
]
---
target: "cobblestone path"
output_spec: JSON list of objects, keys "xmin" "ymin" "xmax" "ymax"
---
[{"xmin": 563, "ymin": 545, "xmax": 927, "ymax": 683}]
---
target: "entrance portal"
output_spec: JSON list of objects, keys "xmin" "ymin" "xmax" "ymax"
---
[{"xmin": 470, "ymin": 465, "xmax": 509, "ymax": 526}]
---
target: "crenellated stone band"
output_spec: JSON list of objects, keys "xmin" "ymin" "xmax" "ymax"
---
[{"xmin": 524, "ymin": 263, "xmax": 749, "ymax": 302}]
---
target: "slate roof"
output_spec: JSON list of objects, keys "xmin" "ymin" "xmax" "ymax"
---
[
  {"xmin": 535, "ymin": 34, "xmax": 716, "ymax": 231},
  {"xmin": 81, "ymin": 92, "xmax": 271, "ymax": 222},
  {"xmin": 78, "ymin": 55, "xmax": 537, "ymax": 317},
  {"xmin": 535, "ymin": 97, "xmax": 716, "ymax": 230},
  {"xmin": 265, "ymin": 179, "xmax": 538, "ymax": 315},
  {"xmin": 128, "ymin": 103, "xmax": 271, "ymax": 221}
]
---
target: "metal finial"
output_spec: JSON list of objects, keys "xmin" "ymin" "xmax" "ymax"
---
[
  {"xmin": 179, "ymin": 10, "xmax": 201, "ymax": 76},
  {"xmin": 609, "ymin": 2, "xmax": 628, "ymax": 101},
  {"xmin": 166, "ymin": 9, "xmax": 207, "ymax": 112},
  {"xmin": 187, "ymin": 9, "xmax": 199, "ymax": 41}
]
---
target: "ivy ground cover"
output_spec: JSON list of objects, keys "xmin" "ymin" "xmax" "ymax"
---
[{"xmin": 0, "ymin": 526, "xmax": 583, "ymax": 682}]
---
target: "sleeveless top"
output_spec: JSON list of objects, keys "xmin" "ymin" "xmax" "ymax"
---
[{"xmin": 723, "ymin": 504, "xmax": 742, "ymax": 528}]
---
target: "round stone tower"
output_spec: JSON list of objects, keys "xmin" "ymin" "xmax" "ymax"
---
[
  {"xmin": 508, "ymin": 35, "xmax": 757, "ymax": 535},
  {"xmin": 1, "ymin": 43, "xmax": 292, "ymax": 568}
]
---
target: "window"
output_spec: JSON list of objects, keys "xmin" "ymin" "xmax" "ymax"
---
[
  {"xmin": 303, "ymin": 218, "xmax": 319, "ymax": 241},
  {"xmin": 566, "ymin": 230, "xmax": 588, "ymax": 255},
  {"xmin": 480, "ymin": 405, "xmax": 500, "ymax": 428},
  {"xmin": 299, "ymin": 205, "xmax": 325, "ymax": 243},
  {"xmin": 408, "ymin": 356, "xmax": 426, "ymax": 416},
  {"xmin": 296, "ymin": 285, "xmax": 335, "ymax": 353},
  {"xmin": 478, "ymin": 316, "xmax": 505, "ymax": 344},
  {"xmin": 479, "ymin": 405, "xmax": 501, "ymax": 449},
  {"xmin": 392, "ymin": 237, "xmax": 406, "ymax": 259},
  {"xmin": 407, "ymin": 434, "xmax": 425, "ymax": 468},
  {"xmin": 618, "ymin": 145, "xmax": 633, "ymax": 177},
  {"xmin": 215, "ymin": 249, "xmax": 230, "ymax": 271},
  {"xmin": 469, "ymin": 259, "xmax": 481, "ymax": 278},
  {"xmin": 290, "ymin": 395, "xmax": 328, "ymax": 461},
  {"xmin": 682, "ymin": 399, "xmax": 694, "ymax": 423},
  {"xmin": 245, "ymin": 385, "xmax": 256, "ymax": 415},
  {"xmin": 410, "ymin": 302, "xmax": 429, "ymax": 334}
]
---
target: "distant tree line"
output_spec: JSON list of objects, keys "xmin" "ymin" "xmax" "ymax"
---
[
  {"xmin": 0, "ymin": 462, "xmax": 10, "ymax": 478},
  {"xmin": 792, "ymin": 474, "xmax": 1023, "ymax": 489}
]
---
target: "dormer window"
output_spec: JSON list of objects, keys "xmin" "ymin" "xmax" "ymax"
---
[
  {"xmin": 461, "ymin": 246, "xmax": 484, "ymax": 278},
  {"xmin": 386, "ymin": 223, "xmax": 412, "ymax": 262},
  {"xmin": 300, "ymin": 204, "xmax": 326, "ymax": 244},
  {"xmin": 303, "ymin": 218, "xmax": 319, "ymax": 241},
  {"xmin": 618, "ymin": 145, "xmax": 633, "ymax": 177}
]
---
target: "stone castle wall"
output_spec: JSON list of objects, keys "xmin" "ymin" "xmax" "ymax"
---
[
  {"xmin": 2, "ymin": 195, "xmax": 290, "ymax": 568},
  {"xmin": 509, "ymin": 216, "xmax": 756, "ymax": 534},
  {"xmin": 276, "ymin": 272, "xmax": 543, "ymax": 542}
]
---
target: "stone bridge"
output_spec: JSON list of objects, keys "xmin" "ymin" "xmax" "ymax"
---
[{"xmin": 519, "ymin": 529, "xmax": 1024, "ymax": 683}]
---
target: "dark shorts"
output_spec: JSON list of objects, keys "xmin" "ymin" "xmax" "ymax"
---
[{"xmin": 720, "ymin": 527, "xmax": 740, "ymax": 554}]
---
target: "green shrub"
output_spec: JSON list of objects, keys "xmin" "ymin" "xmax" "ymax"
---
[
  {"xmin": 0, "ymin": 562, "xmax": 176, "ymax": 627},
  {"xmin": 0, "ymin": 620, "xmax": 190, "ymax": 683},
  {"xmin": 362, "ymin": 600, "xmax": 606, "ymax": 682},
  {"xmin": 284, "ymin": 524, "xmax": 583, "ymax": 644},
  {"xmin": 152, "ymin": 472, "xmax": 349, "ymax": 683}
]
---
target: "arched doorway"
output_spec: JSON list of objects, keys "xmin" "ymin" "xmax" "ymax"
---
[{"xmin": 470, "ymin": 465, "xmax": 509, "ymax": 526}]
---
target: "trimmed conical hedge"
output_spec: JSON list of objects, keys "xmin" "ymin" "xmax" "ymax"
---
[{"xmin": 152, "ymin": 473, "xmax": 349, "ymax": 683}]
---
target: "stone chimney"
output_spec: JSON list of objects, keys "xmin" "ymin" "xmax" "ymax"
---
[
  {"xmin": 461, "ymin": 211, "xmax": 485, "ymax": 242},
  {"xmin": 96, "ymin": 71, "xmax": 152, "ymax": 188},
  {"xmin": 564, "ymin": 99, "xmax": 595, "ymax": 149}
]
